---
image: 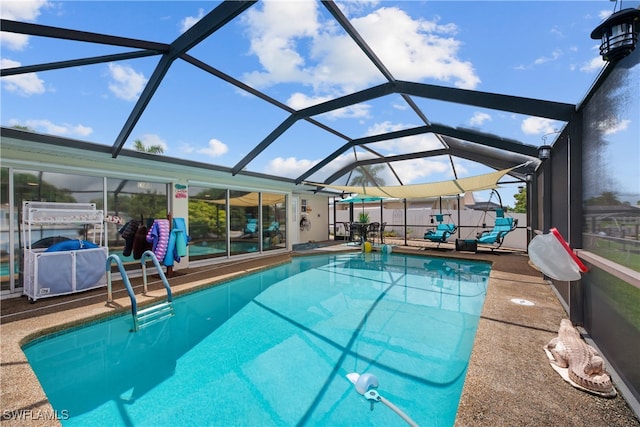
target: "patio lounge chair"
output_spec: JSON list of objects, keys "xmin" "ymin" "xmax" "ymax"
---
[
  {"xmin": 424, "ymin": 214, "xmax": 457, "ymax": 247},
  {"xmin": 263, "ymin": 221, "xmax": 280, "ymax": 237},
  {"xmin": 476, "ymin": 211, "xmax": 518, "ymax": 250},
  {"xmin": 261, "ymin": 221, "xmax": 281, "ymax": 246},
  {"xmin": 243, "ymin": 218, "xmax": 258, "ymax": 237}
]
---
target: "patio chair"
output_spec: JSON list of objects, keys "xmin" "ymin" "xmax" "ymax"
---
[
  {"xmin": 368, "ymin": 222, "xmax": 381, "ymax": 245},
  {"xmin": 379, "ymin": 222, "xmax": 387, "ymax": 244},
  {"xmin": 261, "ymin": 221, "xmax": 280, "ymax": 246},
  {"xmin": 243, "ymin": 218, "xmax": 258, "ymax": 238},
  {"xmin": 268, "ymin": 221, "xmax": 279, "ymax": 232},
  {"xmin": 476, "ymin": 211, "xmax": 518, "ymax": 250},
  {"xmin": 263, "ymin": 221, "xmax": 280, "ymax": 237},
  {"xmin": 342, "ymin": 222, "xmax": 354, "ymax": 241},
  {"xmin": 424, "ymin": 214, "xmax": 457, "ymax": 247}
]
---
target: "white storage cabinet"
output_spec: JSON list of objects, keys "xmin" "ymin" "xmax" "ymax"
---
[{"xmin": 22, "ymin": 202, "xmax": 108, "ymax": 301}]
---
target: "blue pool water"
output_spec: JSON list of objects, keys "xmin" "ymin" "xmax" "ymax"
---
[{"xmin": 24, "ymin": 253, "xmax": 490, "ymax": 426}]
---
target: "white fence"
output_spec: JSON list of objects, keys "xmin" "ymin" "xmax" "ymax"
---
[{"xmin": 331, "ymin": 206, "xmax": 528, "ymax": 250}]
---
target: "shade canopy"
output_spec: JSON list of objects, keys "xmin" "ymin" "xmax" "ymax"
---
[
  {"xmin": 308, "ymin": 167, "xmax": 514, "ymax": 199},
  {"xmin": 210, "ymin": 192, "xmax": 286, "ymax": 207}
]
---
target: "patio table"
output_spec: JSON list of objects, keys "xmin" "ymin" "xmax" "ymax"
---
[{"xmin": 352, "ymin": 222, "xmax": 369, "ymax": 244}]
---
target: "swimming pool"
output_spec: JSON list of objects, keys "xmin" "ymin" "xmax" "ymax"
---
[{"xmin": 24, "ymin": 252, "xmax": 490, "ymax": 426}]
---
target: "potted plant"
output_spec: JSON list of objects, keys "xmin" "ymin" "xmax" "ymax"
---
[{"xmin": 358, "ymin": 212, "xmax": 370, "ymax": 223}]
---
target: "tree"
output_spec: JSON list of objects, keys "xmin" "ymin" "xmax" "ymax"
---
[
  {"xmin": 133, "ymin": 138, "xmax": 164, "ymax": 154},
  {"xmin": 189, "ymin": 200, "xmax": 226, "ymax": 239},
  {"xmin": 349, "ymin": 165, "xmax": 386, "ymax": 187},
  {"xmin": 5, "ymin": 170, "xmax": 77, "ymax": 205},
  {"xmin": 126, "ymin": 191, "xmax": 167, "ymax": 219},
  {"xmin": 512, "ymin": 187, "xmax": 527, "ymax": 213},
  {"xmin": 585, "ymin": 191, "xmax": 622, "ymax": 206}
]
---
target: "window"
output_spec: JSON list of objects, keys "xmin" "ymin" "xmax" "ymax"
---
[
  {"xmin": 188, "ymin": 186, "xmax": 228, "ymax": 259},
  {"xmin": 106, "ymin": 178, "xmax": 168, "ymax": 263}
]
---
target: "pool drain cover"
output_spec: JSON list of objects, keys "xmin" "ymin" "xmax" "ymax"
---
[{"xmin": 510, "ymin": 298, "xmax": 535, "ymax": 306}]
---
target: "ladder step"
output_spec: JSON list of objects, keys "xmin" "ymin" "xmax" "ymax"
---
[
  {"xmin": 136, "ymin": 313, "xmax": 174, "ymax": 330},
  {"xmin": 135, "ymin": 302, "xmax": 174, "ymax": 330},
  {"xmin": 137, "ymin": 301, "xmax": 173, "ymax": 317}
]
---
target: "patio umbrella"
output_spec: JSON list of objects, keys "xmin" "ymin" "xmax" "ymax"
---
[{"xmin": 337, "ymin": 194, "xmax": 386, "ymax": 215}]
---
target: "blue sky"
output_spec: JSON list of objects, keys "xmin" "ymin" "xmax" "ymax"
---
[{"xmin": 2, "ymin": 0, "xmax": 637, "ymax": 205}]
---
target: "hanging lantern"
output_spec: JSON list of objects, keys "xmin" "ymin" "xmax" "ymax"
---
[
  {"xmin": 538, "ymin": 145, "xmax": 552, "ymax": 160},
  {"xmin": 591, "ymin": 8, "xmax": 640, "ymax": 62}
]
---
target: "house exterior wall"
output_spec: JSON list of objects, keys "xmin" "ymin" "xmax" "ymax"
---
[{"xmin": 1, "ymin": 129, "xmax": 328, "ymax": 298}]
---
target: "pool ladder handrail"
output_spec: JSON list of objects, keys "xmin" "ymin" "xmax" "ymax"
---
[{"xmin": 106, "ymin": 251, "xmax": 174, "ymax": 331}]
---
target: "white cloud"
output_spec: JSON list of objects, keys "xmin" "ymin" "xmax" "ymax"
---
[
  {"xmin": 1, "ymin": 32, "xmax": 30, "ymax": 51},
  {"xmin": 260, "ymin": 118, "xmax": 451, "ymax": 182},
  {"xmin": 550, "ymin": 26, "xmax": 564, "ymax": 38},
  {"xmin": 241, "ymin": 3, "xmax": 480, "ymax": 94},
  {"xmin": 0, "ymin": 0, "xmax": 49, "ymax": 20},
  {"xmin": 336, "ymin": 1, "xmax": 382, "ymax": 17},
  {"xmin": 0, "ymin": 59, "xmax": 46, "ymax": 96},
  {"xmin": 265, "ymin": 146, "xmax": 452, "ymax": 184},
  {"xmin": 0, "ymin": 0, "xmax": 50, "ymax": 50},
  {"xmin": 69, "ymin": 124, "xmax": 93, "ymax": 137},
  {"xmin": 107, "ymin": 63, "xmax": 147, "ymax": 101},
  {"xmin": 242, "ymin": 1, "xmax": 320, "ymax": 88},
  {"xmin": 179, "ymin": 143, "xmax": 195, "ymax": 154},
  {"xmin": 9, "ymin": 118, "xmax": 93, "ymax": 137},
  {"xmin": 351, "ymin": 7, "xmax": 480, "ymax": 89},
  {"xmin": 324, "ymin": 103, "xmax": 371, "ymax": 120},
  {"xmin": 393, "ymin": 158, "xmax": 452, "ymax": 183},
  {"xmin": 197, "ymin": 138, "xmax": 228, "ymax": 157},
  {"xmin": 264, "ymin": 156, "xmax": 320, "ymax": 178},
  {"xmin": 365, "ymin": 121, "xmax": 443, "ymax": 153},
  {"xmin": 521, "ymin": 117, "xmax": 559, "ymax": 135},
  {"xmin": 287, "ymin": 92, "xmax": 333, "ymax": 110},
  {"xmin": 469, "ymin": 112, "xmax": 491, "ymax": 126},
  {"xmin": 287, "ymin": 92, "xmax": 372, "ymax": 119},
  {"xmin": 597, "ymin": 10, "xmax": 612, "ymax": 21},
  {"xmin": 533, "ymin": 49, "xmax": 562, "ymax": 65},
  {"xmin": 580, "ymin": 55, "xmax": 605, "ymax": 73},
  {"xmin": 594, "ymin": 118, "xmax": 630, "ymax": 135},
  {"xmin": 340, "ymin": 154, "xmax": 453, "ymax": 185},
  {"xmin": 179, "ymin": 8, "xmax": 205, "ymax": 33},
  {"xmin": 516, "ymin": 48, "xmax": 564, "ymax": 70}
]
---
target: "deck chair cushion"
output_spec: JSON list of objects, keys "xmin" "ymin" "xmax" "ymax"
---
[{"xmin": 245, "ymin": 219, "xmax": 258, "ymax": 233}]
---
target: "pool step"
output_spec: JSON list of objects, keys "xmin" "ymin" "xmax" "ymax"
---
[{"xmin": 135, "ymin": 302, "xmax": 174, "ymax": 331}]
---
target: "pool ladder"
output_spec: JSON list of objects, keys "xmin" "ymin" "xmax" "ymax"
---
[{"xmin": 106, "ymin": 250, "xmax": 174, "ymax": 332}]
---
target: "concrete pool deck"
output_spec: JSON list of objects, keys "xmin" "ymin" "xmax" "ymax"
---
[{"xmin": 1, "ymin": 245, "xmax": 638, "ymax": 426}]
